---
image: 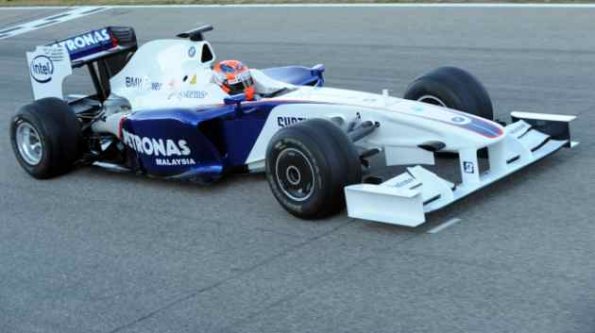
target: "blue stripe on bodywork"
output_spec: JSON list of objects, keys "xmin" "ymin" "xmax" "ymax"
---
[
  {"xmin": 220, "ymin": 100, "xmax": 322, "ymax": 165},
  {"xmin": 462, "ymin": 116, "xmax": 503, "ymax": 138}
]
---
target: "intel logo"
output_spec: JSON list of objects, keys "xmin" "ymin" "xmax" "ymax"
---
[{"xmin": 30, "ymin": 55, "xmax": 54, "ymax": 83}]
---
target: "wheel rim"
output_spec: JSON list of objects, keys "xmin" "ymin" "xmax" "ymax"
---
[
  {"xmin": 418, "ymin": 95, "xmax": 447, "ymax": 107},
  {"xmin": 16, "ymin": 122, "xmax": 43, "ymax": 166},
  {"xmin": 275, "ymin": 147, "xmax": 315, "ymax": 202}
]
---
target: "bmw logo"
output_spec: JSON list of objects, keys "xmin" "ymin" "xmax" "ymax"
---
[
  {"xmin": 451, "ymin": 116, "xmax": 466, "ymax": 123},
  {"xmin": 188, "ymin": 46, "xmax": 196, "ymax": 58}
]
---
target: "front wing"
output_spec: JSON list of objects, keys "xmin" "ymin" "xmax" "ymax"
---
[{"xmin": 344, "ymin": 111, "xmax": 577, "ymax": 227}]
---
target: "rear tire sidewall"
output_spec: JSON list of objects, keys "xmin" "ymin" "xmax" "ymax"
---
[
  {"xmin": 11, "ymin": 110, "xmax": 54, "ymax": 178},
  {"xmin": 10, "ymin": 98, "xmax": 81, "ymax": 179}
]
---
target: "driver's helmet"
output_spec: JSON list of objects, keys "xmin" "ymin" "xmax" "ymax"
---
[{"xmin": 214, "ymin": 60, "xmax": 255, "ymax": 100}]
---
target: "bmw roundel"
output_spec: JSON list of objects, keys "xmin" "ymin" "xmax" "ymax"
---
[
  {"xmin": 188, "ymin": 46, "xmax": 196, "ymax": 58},
  {"xmin": 450, "ymin": 115, "xmax": 471, "ymax": 125}
]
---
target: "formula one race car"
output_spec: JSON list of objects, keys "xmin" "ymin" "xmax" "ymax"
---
[{"xmin": 11, "ymin": 25, "xmax": 578, "ymax": 227}]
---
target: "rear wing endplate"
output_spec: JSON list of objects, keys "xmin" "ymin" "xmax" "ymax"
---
[
  {"xmin": 26, "ymin": 26, "xmax": 137, "ymax": 100},
  {"xmin": 27, "ymin": 45, "xmax": 72, "ymax": 100}
]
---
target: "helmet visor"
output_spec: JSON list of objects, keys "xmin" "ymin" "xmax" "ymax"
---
[{"xmin": 228, "ymin": 77, "xmax": 254, "ymax": 95}]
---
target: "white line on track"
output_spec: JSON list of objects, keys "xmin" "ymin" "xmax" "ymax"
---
[
  {"xmin": 426, "ymin": 218, "xmax": 463, "ymax": 234},
  {"xmin": 0, "ymin": 6, "xmax": 110, "ymax": 40},
  {"xmin": 3, "ymin": 3, "xmax": 595, "ymax": 10}
]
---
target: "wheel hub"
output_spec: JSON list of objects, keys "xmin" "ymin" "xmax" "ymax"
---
[
  {"xmin": 275, "ymin": 148, "xmax": 315, "ymax": 202},
  {"xmin": 15, "ymin": 122, "xmax": 43, "ymax": 166}
]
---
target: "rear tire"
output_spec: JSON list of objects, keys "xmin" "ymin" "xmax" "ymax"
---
[
  {"xmin": 403, "ymin": 66, "xmax": 494, "ymax": 120},
  {"xmin": 265, "ymin": 118, "xmax": 361, "ymax": 219},
  {"xmin": 10, "ymin": 98, "xmax": 82, "ymax": 179}
]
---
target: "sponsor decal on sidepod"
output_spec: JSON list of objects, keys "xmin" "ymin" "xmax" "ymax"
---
[
  {"xmin": 277, "ymin": 116, "xmax": 307, "ymax": 128},
  {"xmin": 121, "ymin": 129, "xmax": 196, "ymax": 166}
]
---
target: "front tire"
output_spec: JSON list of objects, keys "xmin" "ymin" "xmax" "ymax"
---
[
  {"xmin": 265, "ymin": 119, "xmax": 361, "ymax": 219},
  {"xmin": 10, "ymin": 98, "xmax": 82, "ymax": 179},
  {"xmin": 403, "ymin": 66, "xmax": 494, "ymax": 120}
]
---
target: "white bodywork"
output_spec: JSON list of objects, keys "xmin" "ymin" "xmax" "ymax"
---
[{"xmin": 26, "ymin": 38, "xmax": 577, "ymax": 227}]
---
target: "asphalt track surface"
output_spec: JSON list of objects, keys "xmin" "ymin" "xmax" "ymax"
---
[{"xmin": 1, "ymin": 5, "xmax": 595, "ymax": 333}]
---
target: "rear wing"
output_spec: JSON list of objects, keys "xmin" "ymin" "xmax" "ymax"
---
[{"xmin": 27, "ymin": 26, "xmax": 137, "ymax": 101}]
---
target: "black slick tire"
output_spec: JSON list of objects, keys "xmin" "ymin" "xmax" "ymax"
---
[
  {"xmin": 265, "ymin": 118, "xmax": 361, "ymax": 219},
  {"xmin": 10, "ymin": 97, "xmax": 82, "ymax": 179}
]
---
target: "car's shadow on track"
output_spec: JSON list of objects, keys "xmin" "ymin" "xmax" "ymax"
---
[
  {"xmin": 87, "ymin": 162, "xmax": 267, "ymax": 189},
  {"xmin": 79, "ymin": 147, "xmax": 580, "ymax": 236}
]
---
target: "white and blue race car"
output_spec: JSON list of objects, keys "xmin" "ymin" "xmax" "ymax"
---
[{"xmin": 11, "ymin": 25, "xmax": 578, "ymax": 227}]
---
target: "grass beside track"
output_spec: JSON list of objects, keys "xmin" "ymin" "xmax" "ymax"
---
[{"xmin": 2, "ymin": 0, "xmax": 595, "ymax": 6}]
